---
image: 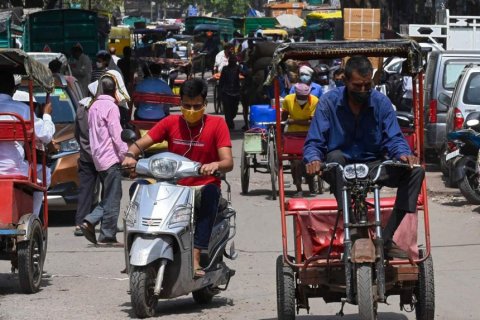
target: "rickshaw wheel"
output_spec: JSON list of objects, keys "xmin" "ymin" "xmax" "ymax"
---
[
  {"xmin": 131, "ymin": 264, "xmax": 158, "ymax": 318},
  {"xmin": 414, "ymin": 248, "xmax": 435, "ymax": 320},
  {"xmin": 356, "ymin": 263, "xmax": 377, "ymax": 320},
  {"xmin": 268, "ymin": 141, "xmax": 278, "ymax": 200},
  {"xmin": 276, "ymin": 255, "xmax": 295, "ymax": 320},
  {"xmin": 241, "ymin": 144, "xmax": 250, "ymax": 195},
  {"xmin": 18, "ymin": 219, "xmax": 44, "ymax": 294}
]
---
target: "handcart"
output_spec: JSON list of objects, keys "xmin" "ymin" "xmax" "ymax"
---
[
  {"xmin": 267, "ymin": 40, "xmax": 434, "ymax": 319},
  {"xmin": 0, "ymin": 49, "xmax": 54, "ymax": 293}
]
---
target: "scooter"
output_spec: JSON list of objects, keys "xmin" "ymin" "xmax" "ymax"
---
[
  {"xmin": 122, "ymin": 131, "xmax": 237, "ymax": 318},
  {"xmin": 446, "ymin": 111, "xmax": 480, "ymax": 204}
]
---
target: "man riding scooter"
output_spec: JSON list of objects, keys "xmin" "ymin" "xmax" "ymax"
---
[
  {"xmin": 122, "ymin": 78, "xmax": 233, "ymax": 277},
  {"xmin": 304, "ymin": 55, "xmax": 424, "ymax": 259}
]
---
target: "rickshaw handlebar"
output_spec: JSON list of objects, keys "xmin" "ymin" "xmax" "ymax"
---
[{"xmin": 321, "ymin": 160, "xmax": 420, "ymax": 183}]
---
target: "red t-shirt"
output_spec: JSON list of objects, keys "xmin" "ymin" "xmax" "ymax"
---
[{"xmin": 147, "ymin": 115, "xmax": 232, "ymax": 187}]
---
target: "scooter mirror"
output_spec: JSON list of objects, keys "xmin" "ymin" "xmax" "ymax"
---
[{"xmin": 121, "ymin": 129, "xmax": 137, "ymax": 143}]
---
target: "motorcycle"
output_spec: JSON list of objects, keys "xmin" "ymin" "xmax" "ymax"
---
[
  {"xmin": 446, "ymin": 111, "xmax": 480, "ymax": 204},
  {"xmin": 121, "ymin": 131, "xmax": 237, "ymax": 318}
]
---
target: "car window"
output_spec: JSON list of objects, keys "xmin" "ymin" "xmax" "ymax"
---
[
  {"xmin": 463, "ymin": 72, "xmax": 480, "ymax": 105},
  {"xmin": 33, "ymin": 87, "xmax": 76, "ymax": 124},
  {"xmin": 443, "ymin": 61, "xmax": 477, "ymax": 90}
]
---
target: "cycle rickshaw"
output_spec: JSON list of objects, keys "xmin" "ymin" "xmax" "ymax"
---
[
  {"xmin": 267, "ymin": 40, "xmax": 434, "ymax": 319},
  {"xmin": 0, "ymin": 49, "xmax": 54, "ymax": 293}
]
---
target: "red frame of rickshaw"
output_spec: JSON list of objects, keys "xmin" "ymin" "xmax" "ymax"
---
[
  {"xmin": 0, "ymin": 79, "xmax": 49, "ymax": 229},
  {"xmin": 272, "ymin": 47, "xmax": 431, "ymax": 269}
]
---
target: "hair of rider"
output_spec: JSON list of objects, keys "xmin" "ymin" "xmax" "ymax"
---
[{"xmin": 180, "ymin": 78, "xmax": 208, "ymax": 101}]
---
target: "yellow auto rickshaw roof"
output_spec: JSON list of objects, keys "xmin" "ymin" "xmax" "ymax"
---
[
  {"xmin": 306, "ymin": 10, "xmax": 342, "ymax": 20},
  {"xmin": 110, "ymin": 26, "xmax": 131, "ymax": 39},
  {"xmin": 262, "ymin": 29, "xmax": 289, "ymax": 36}
]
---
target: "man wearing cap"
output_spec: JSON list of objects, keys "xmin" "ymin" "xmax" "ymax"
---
[
  {"xmin": 282, "ymin": 82, "xmax": 319, "ymax": 197},
  {"xmin": 289, "ymin": 65, "xmax": 323, "ymax": 99},
  {"xmin": 70, "ymin": 44, "xmax": 92, "ymax": 96}
]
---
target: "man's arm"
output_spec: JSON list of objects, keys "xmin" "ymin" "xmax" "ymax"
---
[
  {"xmin": 34, "ymin": 103, "xmax": 55, "ymax": 144},
  {"xmin": 106, "ymin": 106, "xmax": 128, "ymax": 158},
  {"xmin": 303, "ymin": 100, "xmax": 330, "ymax": 164},
  {"xmin": 200, "ymin": 146, "xmax": 233, "ymax": 175},
  {"xmin": 381, "ymin": 100, "xmax": 413, "ymax": 161}
]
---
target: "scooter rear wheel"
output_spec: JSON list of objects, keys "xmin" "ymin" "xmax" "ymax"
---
[{"xmin": 130, "ymin": 265, "xmax": 158, "ymax": 318}]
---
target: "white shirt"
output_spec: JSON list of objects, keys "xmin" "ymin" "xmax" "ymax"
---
[
  {"xmin": 403, "ymin": 76, "xmax": 413, "ymax": 99},
  {"xmin": 0, "ymin": 94, "xmax": 55, "ymax": 177},
  {"xmin": 214, "ymin": 50, "xmax": 229, "ymax": 73}
]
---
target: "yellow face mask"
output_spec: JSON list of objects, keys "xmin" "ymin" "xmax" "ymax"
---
[{"xmin": 181, "ymin": 106, "xmax": 205, "ymax": 124}]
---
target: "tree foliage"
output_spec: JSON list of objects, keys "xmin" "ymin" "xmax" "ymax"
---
[
  {"xmin": 208, "ymin": 0, "xmax": 250, "ymax": 16},
  {"xmin": 69, "ymin": 0, "xmax": 124, "ymax": 11}
]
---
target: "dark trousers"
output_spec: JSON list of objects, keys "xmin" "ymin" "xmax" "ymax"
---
[
  {"xmin": 194, "ymin": 184, "xmax": 220, "ymax": 250},
  {"xmin": 75, "ymin": 160, "xmax": 99, "ymax": 226},
  {"xmin": 323, "ymin": 150, "xmax": 425, "ymax": 241},
  {"xmin": 222, "ymin": 93, "xmax": 240, "ymax": 129},
  {"xmin": 84, "ymin": 163, "xmax": 123, "ymax": 242}
]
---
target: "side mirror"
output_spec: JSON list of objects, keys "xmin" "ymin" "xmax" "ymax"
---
[
  {"xmin": 121, "ymin": 129, "xmax": 137, "ymax": 143},
  {"xmin": 438, "ymin": 92, "xmax": 451, "ymax": 107}
]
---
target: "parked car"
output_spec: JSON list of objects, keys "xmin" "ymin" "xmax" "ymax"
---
[
  {"xmin": 423, "ymin": 50, "xmax": 480, "ymax": 165},
  {"xmin": 19, "ymin": 74, "xmax": 99, "ymax": 211},
  {"xmin": 441, "ymin": 63, "xmax": 480, "ymax": 180}
]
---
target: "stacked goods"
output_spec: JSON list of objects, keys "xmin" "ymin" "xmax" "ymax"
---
[{"xmin": 343, "ymin": 8, "xmax": 382, "ymax": 69}]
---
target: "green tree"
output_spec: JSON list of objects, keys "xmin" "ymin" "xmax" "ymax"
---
[
  {"xmin": 208, "ymin": 0, "xmax": 250, "ymax": 16},
  {"xmin": 69, "ymin": 0, "xmax": 123, "ymax": 11}
]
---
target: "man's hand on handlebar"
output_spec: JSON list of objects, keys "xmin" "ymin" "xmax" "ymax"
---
[
  {"xmin": 122, "ymin": 156, "xmax": 138, "ymax": 178},
  {"xmin": 200, "ymin": 162, "xmax": 220, "ymax": 176},
  {"xmin": 399, "ymin": 154, "xmax": 419, "ymax": 168},
  {"xmin": 306, "ymin": 160, "xmax": 322, "ymax": 175}
]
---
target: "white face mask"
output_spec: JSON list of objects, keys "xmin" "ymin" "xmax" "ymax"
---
[
  {"xmin": 296, "ymin": 99, "xmax": 307, "ymax": 105},
  {"xmin": 96, "ymin": 62, "xmax": 104, "ymax": 69}
]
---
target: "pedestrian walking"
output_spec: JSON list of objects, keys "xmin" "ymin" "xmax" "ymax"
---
[
  {"xmin": 219, "ymin": 55, "xmax": 241, "ymax": 130},
  {"xmin": 80, "ymin": 75, "xmax": 128, "ymax": 246}
]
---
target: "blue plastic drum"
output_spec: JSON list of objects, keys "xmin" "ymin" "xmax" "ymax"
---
[{"xmin": 249, "ymin": 104, "xmax": 276, "ymax": 129}]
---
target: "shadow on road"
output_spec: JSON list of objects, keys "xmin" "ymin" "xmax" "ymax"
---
[
  {"xmin": 48, "ymin": 210, "xmax": 75, "ymax": 227},
  {"xmin": 261, "ymin": 312, "xmax": 409, "ymax": 320},
  {"xmin": 119, "ymin": 296, "xmax": 234, "ymax": 317},
  {"xmin": 0, "ymin": 272, "xmax": 53, "ymax": 295}
]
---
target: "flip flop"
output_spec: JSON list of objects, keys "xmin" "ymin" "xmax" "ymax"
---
[
  {"xmin": 96, "ymin": 241, "xmax": 124, "ymax": 248},
  {"xmin": 80, "ymin": 222, "xmax": 97, "ymax": 244},
  {"xmin": 194, "ymin": 268, "xmax": 205, "ymax": 279}
]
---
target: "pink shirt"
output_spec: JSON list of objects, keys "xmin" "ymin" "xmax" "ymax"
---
[{"xmin": 88, "ymin": 95, "xmax": 127, "ymax": 171}]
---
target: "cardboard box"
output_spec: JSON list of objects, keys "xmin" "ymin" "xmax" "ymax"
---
[{"xmin": 343, "ymin": 8, "xmax": 381, "ymax": 40}]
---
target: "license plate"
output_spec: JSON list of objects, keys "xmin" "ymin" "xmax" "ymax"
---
[{"xmin": 445, "ymin": 149, "xmax": 460, "ymax": 161}]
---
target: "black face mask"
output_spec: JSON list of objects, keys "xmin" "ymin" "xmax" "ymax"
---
[
  {"xmin": 334, "ymin": 80, "xmax": 344, "ymax": 87},
  {"xmin": 349, "ymin": 90, "xmax": 371, "ymax": 105}
]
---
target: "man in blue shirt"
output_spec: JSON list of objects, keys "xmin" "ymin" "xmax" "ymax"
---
[
  {"xmin": 134, "ymin": 63, "xmax": 173, "ymax": 121},
  {"xmin": 304, "ymin": 56, "xmax": 424, "ymax": 259},
  {"xmin": 289, "ymin": 65, "xmax": 323, "ymax": 99}
]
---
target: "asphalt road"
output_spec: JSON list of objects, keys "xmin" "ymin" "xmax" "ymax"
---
[{"xmin": 1, "ymin": 94, "xmax": 479, "ymax": 320}]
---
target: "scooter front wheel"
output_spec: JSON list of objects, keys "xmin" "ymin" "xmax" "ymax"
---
[{"xmin": 130, "ymin": 264, "xmax": 158, "ymax": 318}]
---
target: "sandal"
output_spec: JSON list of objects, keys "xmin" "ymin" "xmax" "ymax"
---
[
  {"xmin": 80, "ymin": 221, "xmax": 97, "ymax": 244},
  {"xmin": 194, "ymin": 268, "xmax": 205, "ymax": 279},
  {"xmin": 74, "ymin": 226, "xmax": 83, "ymax": 237}
]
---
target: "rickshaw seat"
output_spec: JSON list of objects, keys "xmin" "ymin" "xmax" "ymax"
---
[
  {"xmin": 286, "ymin": 195, "xmax": 424, "ymax": 212},
  {"xmin": 0, "ymin": 119, "xmax": 33, "ymax": 141},
  {"xmin": 282, "ymin": 132, "xmax": 307, "ymax": 155},
  {"xmin": 0, "ymin": 174, "xmax": 29, "ymax": 181},
  {"xmin": 133, "ymin": 92, "xmax": 181, "ymax": 106}
]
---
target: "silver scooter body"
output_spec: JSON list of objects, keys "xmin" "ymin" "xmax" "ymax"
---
[{"xmin": 124, "ymin": 152, "xmax": 236, "ymax": 299}]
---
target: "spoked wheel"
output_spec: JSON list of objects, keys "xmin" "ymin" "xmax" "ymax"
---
[
  {"xmin": 130, "ymin": 264, "xmax": 159, "ymax": 318},
  {"xmin": 356, "ymin": 263, "xmax": 377, "ymax": 320},
  {"xmin": 241, "ymin": 144, "xmax": 250, "ymax": 195},
  {"xmin": 18, "ymin": 219, "xmax": 45, "ymax": 294},
  {"xmin": 192, "ymin": 286, "xmax": 219, "ymax": 304},
  {"xmin": 213, "ymin": 84, "xmax": 222, "ymax": 114},
  {"xmin": 268, "ymin": 140, "xmax": 278, "ymax": 200},
  {"xmin": 276, "ymin": 255, "xmax": 295, "ymax": 320},
  {"xmin": 414, "ymin": 248, "xmax": 435, "ymax": 320},
  {"xmin": 458, "ymin": 170, "xmax": 480, "ymax": 204}
]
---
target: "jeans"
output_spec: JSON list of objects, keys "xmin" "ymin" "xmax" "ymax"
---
[
  {"xmin": 323, "ymin": 150, "xmax": 425, "ymax": 241},
  {"xmin": 75, "ymin": 160, "xmax": 99, "ymax": 226},
  {"xmin": 84, "ymin": 163, "xmax": 122, "ymax": 242},
  {"xmin": 194, "ymin": 184, "xmax": 220, "ymax": 250}
]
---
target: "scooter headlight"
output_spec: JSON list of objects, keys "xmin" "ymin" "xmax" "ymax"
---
[
  {"xmin": 343, "ymin": 164, "xmax": 369, "ymax": 180},
  {"xmin": 168, "ymin": 205, "xmax": 193, "ymax": 228},
  {"xmin": 149, "ymin": 158, "xmax": 178, "ymax": 179}
]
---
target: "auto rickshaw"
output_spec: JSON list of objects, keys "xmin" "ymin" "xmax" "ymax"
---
[
  {"xmin": 261, "ymin": 28, "xmax": 289, "ymax": 42},
  {"xmin": 108, "ymin": 26, "xmax": 132, "ymax": 57},
  {"xmin": 0, "ymin": 49, "xmax": 54, "ymax": 293},
  {"xmin": 268, "ymin": 40, "xmax": 434, "ymax": 319}
]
